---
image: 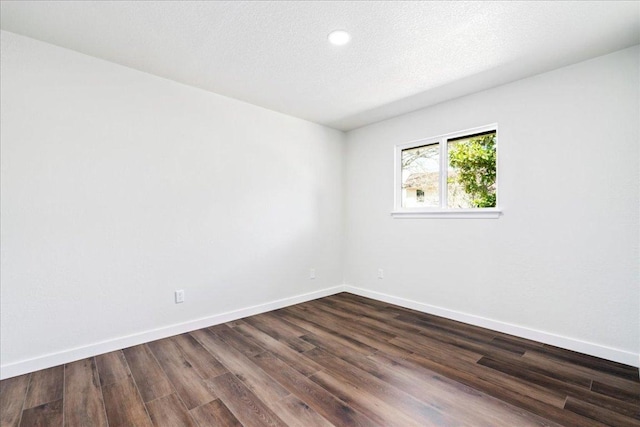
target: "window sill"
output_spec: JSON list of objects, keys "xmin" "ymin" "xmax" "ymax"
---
[{"xmin": 391, "ymin": 208, "xmax": 502, "ymax": 219}]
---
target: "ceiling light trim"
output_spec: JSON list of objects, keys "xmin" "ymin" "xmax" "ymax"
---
[{"xmin": 328, "ymin": 30, "xmax": 351, "ymax": 46}]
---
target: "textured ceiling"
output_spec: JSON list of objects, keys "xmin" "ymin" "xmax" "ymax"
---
[{"xmin": 1, "ymin": 1, "xmax": 639, "ymax": 131}]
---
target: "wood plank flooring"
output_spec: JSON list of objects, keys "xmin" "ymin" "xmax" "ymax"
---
[{"xmin": 1, "ymin": 293, "xmax": 638, "ymax": 426}]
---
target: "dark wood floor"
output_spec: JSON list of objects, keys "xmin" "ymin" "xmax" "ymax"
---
[{"xmin": 1, "ymin": 293, "xmax": 638, "ymax": 427}]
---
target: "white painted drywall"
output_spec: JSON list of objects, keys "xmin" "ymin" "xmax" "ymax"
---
[
  {"xmin": 2, "ymin": 29, "xmax": 638, "ymax": 376},
  {"xmin": 344, "ymin": 46, "xmax": 640, "ymax": 361},
  {"xmin": 0, "ymin": 31, "xmax": 345, "ymax": 371}
]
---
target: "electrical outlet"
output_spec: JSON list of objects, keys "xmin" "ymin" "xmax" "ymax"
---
[
  {"xmin": 175, "ymin": 289, "xmax": 185, "ymax": 303},
  {"xmin": 309, "ymin": 268, "xmax": 316, "ymax": 279},
  {"xmin": 378, "ymin": 268, "xmax": 384, "ymax": 279}
]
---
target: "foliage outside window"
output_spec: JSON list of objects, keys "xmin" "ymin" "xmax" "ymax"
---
[{"xmin": 394, "ymin": 125, "xmax": 499, "ymax": 218}]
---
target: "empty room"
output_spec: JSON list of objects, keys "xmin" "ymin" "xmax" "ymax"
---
[{"xmin": 1, "ymin": 1, "xmax": 639, "ymax": 426}]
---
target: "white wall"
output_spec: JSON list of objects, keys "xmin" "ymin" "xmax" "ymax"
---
[
  {"xmin": 2, "ymin": 29, "xmax": 638, "ymax": 378},
  {"xmin": 0, "ymin": 31, "xmax": 345, "ymax": 376},
  {"xmin": 344, "ymin": 46, "xmax": 640, "ymax": 365}
]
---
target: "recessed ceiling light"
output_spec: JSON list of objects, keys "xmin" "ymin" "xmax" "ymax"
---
[{"xmin": 328, "ymin": 30, "xmax": 351, "ymax": 46}]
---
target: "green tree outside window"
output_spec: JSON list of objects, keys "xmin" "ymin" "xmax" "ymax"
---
[{"xmin": 448, "ymin": 133, "xmax": 496, "ymax": 208}]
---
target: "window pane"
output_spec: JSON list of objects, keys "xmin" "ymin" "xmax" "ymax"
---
[
  {"xmin": 447, "ymin": 132, "xmax": 496, "ymax": 208},
  {"xmin": 401, "ymin": 144, "xmax": 439, "ymax": 208}
]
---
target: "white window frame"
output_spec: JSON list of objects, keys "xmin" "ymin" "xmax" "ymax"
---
[{"xmin": 392, "ymin": 124, "xmax": 501, "ymax": 219}]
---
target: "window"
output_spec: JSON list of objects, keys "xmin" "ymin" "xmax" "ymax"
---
[{"xmin": 393, "ymin": 124, "xmax": 500, "ymax": 218}]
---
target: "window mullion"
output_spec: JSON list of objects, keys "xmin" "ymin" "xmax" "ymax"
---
[{"xmin": 440, "ymin": 138, "xmax": 447, "ymax": 208}]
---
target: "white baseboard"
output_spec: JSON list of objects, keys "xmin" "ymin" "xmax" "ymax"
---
[
  {"xmin": 344, "ymin": 285, "xmax": 640, "ymax": 368},
  {"xmin": 3, "ymin": 284, "xmax": 637, "ymax": 379},
  {"xmin": 0, "ymin": 286, "xmax": 345, "ymax": 380}
]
